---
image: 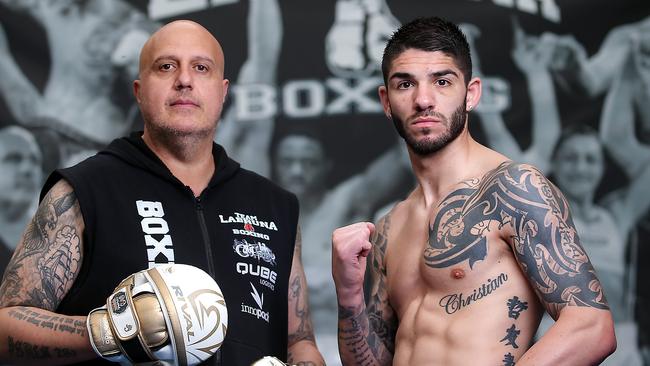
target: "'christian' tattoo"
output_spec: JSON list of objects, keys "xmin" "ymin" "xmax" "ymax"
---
[
  {"xmin": 425, "ymin": 162, "xmax": 608, "ymax": 312},
  {"xmin": 439, "ymin": 273, "xmax": 508, "ymax": 314}
]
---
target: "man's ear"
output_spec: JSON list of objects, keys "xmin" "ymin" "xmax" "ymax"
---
[
  {"xmin": 466, "ymin": 76, "xmax": 482, "ymax": 112},
  {"xmin": 133, "ymin": 79, "xmax": 142, "ymax": 104},
  {"xmin": 378, "ymin": 85, "xmax": 392, "ymax": 119},
  {"xmin": 221, "ymin": 79, "xmax": 230, "ymax": 104}
]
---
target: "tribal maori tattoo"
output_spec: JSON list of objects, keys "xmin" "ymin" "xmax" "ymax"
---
[
  {"xmin": 425, "ymin": 162, "xmax": 608, "ymax": 314},
  {"xmin": 0, "ymin": 183, "xmax": 81, "ymax": 310}
]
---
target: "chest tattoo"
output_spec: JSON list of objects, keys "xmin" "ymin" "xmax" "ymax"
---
[
  {"xmin": 424, "ymin": 162, "xmax": 607, "ymax": 311},
  {"xmin": 425, "ymin": 163, "xmax": 521, "ymax": 269}
]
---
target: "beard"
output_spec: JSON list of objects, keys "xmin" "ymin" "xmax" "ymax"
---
[{"xmin": 391, "ymin": 100, "xmax": 467, "ymax": 156}]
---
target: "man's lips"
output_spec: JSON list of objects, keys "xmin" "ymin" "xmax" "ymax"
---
[
  {"xmin": 411, "ymin": 117, "xmax": 442, "ymax": 126},
  {"xmin": 170, "ymin": 99, "xmax": 199, "ymax": 107}
]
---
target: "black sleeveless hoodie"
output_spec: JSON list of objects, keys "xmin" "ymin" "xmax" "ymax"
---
[{"xmin": 42, "ymin": 133, "xmax": 298, "ymax": 365}]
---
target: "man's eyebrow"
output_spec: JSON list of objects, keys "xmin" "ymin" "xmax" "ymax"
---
[
  {"xmin": 389, "ymin": 72, "xmax": 413, "ymax": 81},
  {"xmin": 389, "ymin": 69, "xmax": 460, "ymax": 81},
  {"xmin": 152, "ymin": 55, "xmax": 217, "ymax": 66},
  {"xmin": 430, "ymin": 69, "xmax": 459, "ymax": 78}
]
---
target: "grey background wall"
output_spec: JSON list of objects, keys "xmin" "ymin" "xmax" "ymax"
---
[{"xmin": 1, "ymin": 0, "xmax": 648, "ymax": 364}]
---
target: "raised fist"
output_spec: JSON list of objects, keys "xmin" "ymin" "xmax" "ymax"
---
[{"xmin": 332, "ymin": 222, "xmax": 375, "ymax": 301}]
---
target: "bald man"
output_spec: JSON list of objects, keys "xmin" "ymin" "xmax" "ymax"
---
[
  {"xmin": 0, "ymin": 126, "xmax": 43, "ymax": 273},
  {"xmin": 0, "ymin": 20, "xmax": 324, "ymax": 366}
]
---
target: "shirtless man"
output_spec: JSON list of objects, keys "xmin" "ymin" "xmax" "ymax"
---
[{"xmin": 332, "ymin": 17, "xmax": 616, "ymax": 365}]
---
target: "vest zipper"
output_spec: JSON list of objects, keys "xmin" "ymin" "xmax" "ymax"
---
[{"xmin": 195, "ymin": 197, "xmax": 216, "ymax": 278}]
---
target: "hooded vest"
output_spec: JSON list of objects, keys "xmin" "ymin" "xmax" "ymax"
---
[{"xmin": 42, "ymin": 133, "xmax": 298, "ymax": 365}]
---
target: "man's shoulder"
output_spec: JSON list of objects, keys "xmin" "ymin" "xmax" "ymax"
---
[{"xmin": 478, "ymin": 161, "xmax": 548, "ymax": 188}]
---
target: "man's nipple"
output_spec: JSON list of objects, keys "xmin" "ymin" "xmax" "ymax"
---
[{"xmin": 451, "ymin": 268, "xmax": 465, "ymax": 279}]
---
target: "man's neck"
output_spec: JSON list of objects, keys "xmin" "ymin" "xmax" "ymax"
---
[
  {"xmin": 409, "ymin": 132, "xmax": 498, "ymax": 208},
  {"xmin": 142, "ymin": 131, "xmax": 216, "ymax": 197}
]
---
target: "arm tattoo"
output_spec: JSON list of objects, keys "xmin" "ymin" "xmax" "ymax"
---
[
  {"xmin": 425, "ymin": 162, "xmax": 607, "ymax": 315},
  {"xmin": 287, "ymin": 350, "xmax": 321, "ymax": 366},
  {"xmin": 22, "ymin": 191, "xmax": 76, "ymax": 254},
  {"xmin": 287, "ymin": 226, "xmax": 317, "ymax": 351},
  {"xmin": 288, "ymin": 275, "xmax": 315, "ymax": 344},
  {"xmin": 0, "ymin": 185, "xmax": 81, "ymax": 310},
  {"xmin": 338, "ymin": 215, "xmax": 396, "ymax": 366},
  {"xmin": 7, "ymin": 307, "xmax": 86, "ymax": 337},
  {"xmin": 7, "ymin": 336, "xmax": 77, "ymax": 360}
]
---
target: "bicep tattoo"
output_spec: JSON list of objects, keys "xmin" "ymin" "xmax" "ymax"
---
[
  {"xmin": 508, "ymin": 166, "xmax": 608, "ymax": 314},
  {"xmin": 0, "ymin": 181, "xmax": 82, "ymax": 310}
]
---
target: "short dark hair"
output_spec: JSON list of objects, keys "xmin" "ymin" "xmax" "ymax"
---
[{"xmin": 381, "ymin": 17, "xmax": 472, "ymax": 85}]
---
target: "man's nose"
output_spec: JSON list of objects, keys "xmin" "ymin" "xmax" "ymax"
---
[
  {"xmin": 289, "ymin": 161, "xmax": 305, "ymax": 175},
  {"xmin": 174, "ymin": 66, "xmax": 193, "ymax": 90},
  {"xmin": 414, "ymin": 84, "xmax": 435, "ymax": 112}
]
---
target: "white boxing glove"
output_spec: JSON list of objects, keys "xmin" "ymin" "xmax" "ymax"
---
[
  {"xmin": 250, "ymin": 356, "xmax": 289, "ymax": 366},
  {"xmin": 87, "ymin": 264, "xmax": 228, "ymax": 365}
]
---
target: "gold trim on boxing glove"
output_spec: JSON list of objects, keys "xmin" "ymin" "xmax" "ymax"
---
[
  {"xmin": 148, "ymin": 267, "xmax": 188, "ymax": 366},
  {"xmin": 106, "ymin": 283, "xmax": 156, "ymax": 363}
]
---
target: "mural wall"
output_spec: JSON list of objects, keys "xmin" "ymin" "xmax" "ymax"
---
[{"xmin": 1, "ymin": 0, "xmax": 648, "ymax": 364}]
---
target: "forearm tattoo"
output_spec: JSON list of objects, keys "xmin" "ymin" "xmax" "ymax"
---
[
  {"xmin": 425, "ymin": 162, "xmax": 607, "ymax": 315},
  {"xmin": 7, "ymin": 307, "xmax": 86, "ymax": 337},
  {"xmin": 7, "ymin": 336, "xmax": 77, "ymax": 360},
  {"xmin": 338, "ymin": 215, "xmax": 396, "ymax": 366},
  {"xmin": 0, "ymin": 186, "xmax": 81, "ymax": 310},
  {"xmin": 287, "ymin": 349, "xmax": 321, "ymax": 366},
  {"xmin": 288, "ymin": 275, "xmax": 315, "ymax": 344}
]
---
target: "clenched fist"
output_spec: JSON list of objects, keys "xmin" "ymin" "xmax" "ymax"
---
[{"xmin": 331, "ymin": 222, "xmax": 375, "ymax": 306}]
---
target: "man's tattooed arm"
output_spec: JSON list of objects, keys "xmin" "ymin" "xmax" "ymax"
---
[
  {"xmin": 286, "ymin": 226, "xmax": 326, "ymax": 366},
  {"xmin": 497, "ymin": 163, "xmax": 608, "ymax": 316},
  {"xmin": 0, "ymin": 179, "xmax": 93, "ymax": 365},
  {"xmin": 338, "ymin": 214, "xmax": 397, "ymax": 366},
  {"xmin": 503, "ymin": 164, "xmax": 615, "ymax": 366}
]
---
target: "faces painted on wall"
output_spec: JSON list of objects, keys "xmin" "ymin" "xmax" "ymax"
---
[
  {"xmin": 552, "ymin": 133, "xmax": 604, "ymax": 201},
  {"xmin": 378, "ymin": 48, "xmax": 479, "ymax": 156},
  {"xmin": 134, "ymin": 20, "xmax": 229, "ymax": 140},
  {"xmin": 274, "ymin": 134, "xmax": 331, "ymax": 199},
  {"xmin": 0, "ymin": 126, "xmax": 43, "ymax": 221}
]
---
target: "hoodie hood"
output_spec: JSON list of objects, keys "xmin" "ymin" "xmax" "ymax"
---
[{"xmin": 101, "ymin": 131, "xmax": 240, "ymax": 190}]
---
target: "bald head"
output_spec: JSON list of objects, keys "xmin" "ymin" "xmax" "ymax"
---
[
  {"xmin": 138, "ymin": 20, "xmax": 225, "ymax": 77},
  {"xmin": 0, "ymin": 126, "xmax": 42, "ymax": 220},
  {"xmin": 133, "ymin": 19, "xmax": 230, "ymax": 144}
]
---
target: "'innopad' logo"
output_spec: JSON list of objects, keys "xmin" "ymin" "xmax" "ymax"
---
[{"xmin": 241, "ymin": 283, "xmax": 270, "ymax": 323}]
